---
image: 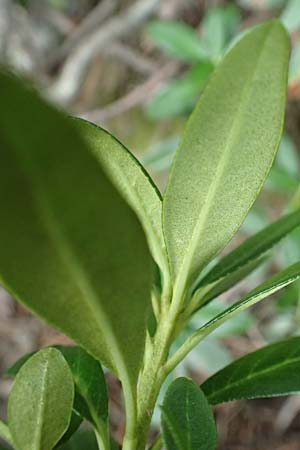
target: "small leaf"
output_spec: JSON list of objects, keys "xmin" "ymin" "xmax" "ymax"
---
[
  {"xmin": 202, "ymin": 337, "xmax": 300, "ymax": 404},
  {"xmin": 163, "ymin": 20, "xmax": 290, "ymax": 288},
  {"xmin": 201, "ymin": 6, "xmax": 241, "ymax": 61},
  {"xmin": 146, "ymin": 63, "xmax": 214, "ymax": 120},
  {"xmin": 193, "ymin": 255, "xmax": 267, "ymax": 311},
  {"xmin": 0, "ymin": 71, "xmax": 153, "ymax": 407},
  {"xmin": 197, "ymin": 209, "xmax": 300, "ymax": 290},
  {"xmin": 195, "ymin": 262, "xmax": 300, "ymax": 339},
  {"xmin": 8, "ymin": 348, "xmax": 74, "ymax": 450},
  {"xmin": 6, "ymin": 346, "xmax": 109, "ymax": 447},
  {"xmin": 147, "ymin": 21, "xmax": 208, "ymax": 63},
  {"xmin": 161, "ymin": 377, "xmax": 217, "ymax": 450}
]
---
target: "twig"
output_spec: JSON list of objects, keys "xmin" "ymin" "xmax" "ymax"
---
[
  {"xmin": 48, "ymin": 0, "xmax": 161, "ymax": 105},
  {"xmin": 0, "ymin": 0, "xmax": 12, "ymax": 60},
  {"xmin": 104, "ymin": 43, "xmax": 159, "ymax": 75},
  {"xmin": 45, "ymin": 0, "xmax": 118, "ymax": 70},
  {"xmin": 80, "ymin": 61, "xmax": 179, "ymax": 123}
]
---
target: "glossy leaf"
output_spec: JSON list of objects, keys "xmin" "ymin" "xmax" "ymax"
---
[
  {"xmin": 147, "ymin": 21, "xmax": 207, "ymax": 63},
  {"xmin": 8, "ymin": 348, "xmax": 74, "ymax": 450},
  {"xmin": 196, "ymin": 209, "xmax": 300, "ymax": 291},
  {"xmin": 0, "ymin": 71, "xmax": 153, "ymax": 403},
  {"xmin": 72, "ymin": 118, "xmax": 169, "ymax": 283},
  {"xmin": 161, "ymin": 378, "xmax": 217, "ymax": 450},
  {"xmin": 146, "ymin": 64, "xmax": 214, "ymax": 120},
  {"xmin": 202, "ymin": 337, "xmax": 300, "ymax": 404},
  {"xmin": 163, "ymin": 20, "xmax": 290, "ymax": 288},
  {"xmin": 196, "ymin": 263, "xmax": 300, "ymax": 339}
]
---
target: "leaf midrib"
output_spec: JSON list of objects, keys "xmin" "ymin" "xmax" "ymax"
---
[
  {"xmin": 206, "ymin": 355, "xmax": 300, "ymax": 403},
  {"xmin": 34, "ymin": 358, "xmax": 49, "ymax": 450},
  {"xmin": 175, "ymin": 25, "xmax": 273, "ymax": 288}
]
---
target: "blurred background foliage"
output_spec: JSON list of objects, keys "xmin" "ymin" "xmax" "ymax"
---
[{"xmin": 0, "ymin": 1, "xmax": 300, "ymax": 448}]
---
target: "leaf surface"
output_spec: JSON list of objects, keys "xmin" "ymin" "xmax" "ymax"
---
[
  {"xmin": 192, "ymin": 255, "xmax": 267, "ymax": 311},
  {"xmin": 202, "ymin": 337, "xmax": 300, "ymax": 404},
  {"xmin": 163, "ymin": 20, "xmax": 290, "ymax": 287},
  {"xmin": 197, "ymin": 209, "xmax": 300, "ymax": 290},
  {"xmin": 8, "ymin": 348, "xmax": 74, "ymax": 450},
  {"xmin": 161, "ymin": 377, "xmax": 217, "ymax": 450},
  {"xmin": 0, "ymin": 71, "xmax": 153, "ymax": 404},
  {"xmin": 147, "ymin": 21, "xmax": 207, "ymax": 63},
  {"xmin": 72, "ymin": 118, "xmax": 169, "ymax": 283},
  {"xmin": 196, "ymin": 263, "xmax": 300, "ymax": 338}
]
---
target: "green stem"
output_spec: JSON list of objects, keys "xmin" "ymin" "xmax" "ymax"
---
[
  {"xmin": 123, "ymin": 304, "xmax": 177, "ymax": 450},
  {"xmin": 0, "ymin": 419, "xmax": 13, "ymax": 446},
  {"xmin": 149, "ymin": 434, "xmax": 163, "ymax": 450}
]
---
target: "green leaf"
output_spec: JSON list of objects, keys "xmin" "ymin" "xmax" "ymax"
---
[
  {"xmin": 57, "ymin": 346, "xmax": 109, "ymax": 447},
  {"xmin": 72, "ymin": 118, "xmax": 169, "ymax": 286},
  {"xmin": 146, "ymin": 20, "xmax": 208, "ymax": 63},
  {"xmin": 163, "ymin": 20, "xmax": 290, "ymax": 290},
  {"xmin": 201, "ymin": 6, "xmax": 241, "ymax": 61},
  {"xmin": 202, "ymin": 337, "xmax": 300, "ymax": 404},
  {"xmin": 0, "ymin": 71, "xmax": 153, "ymax": 405},
  {"xmin": 196, "ymin": 209, "xmax": 300, "ymax": 291},
  {"xmin": 161, "ymin": 378, "xmax": 217, "ymax": 450},
  {"xmin": 58, "ymin": 429, "xmax": 99, "ymax": 450},
  {"xmin": 146, "ymin": 63, "xmax": 214, "ymax": 120},
  {"xmin": 192, "ymin": 255, "xmax": 267, "ymax": 311},
  {"xmin": 195, "ymin": 263, "xmax": 300, "ymax": 339},
  {"xmin": 8, "ymin": 348, "xmax": 74, "ymax": 450},
  {"xmin": 281, "ymin": 0, "xmax": 300, "ymax": 32},
  {"xmin": 5, "ymin": 346, "xmax": 108, "ymax": 445}
]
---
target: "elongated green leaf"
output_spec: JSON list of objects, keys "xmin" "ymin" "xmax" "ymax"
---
[
  {"xmin": 161, "ymin": 378, "xmax": 217, "ymax": 450},
  {"xmin": 0, "ymin": 71, "xmax": 153, "ymax": 406},
  {"xmin": 57, "ymin": 346, "xmax": 109, "ymax": 446},
  {"xmin": 146, "ymin": 63, "xmax": 214, "ymax": 120},
  {"xmin": 202, "ymin": 337, "xmax": 300, "ymax": 404},
  {"xmin": 8, "ymin": 348, "xmax": 74, "ymax": 450},
  {"xmin": 147, "ymin": 21, "xmax": 207, "ymax": 63},
  {"xmin": 196, "ymin": 263, "xmax": 300, "ymax": 338},
  {"xmin": 163, "ymin": 20, "xmax": 290, "ymax": 288},
  {"xmin": 192, "ymin": 255, "xmax": 267, "ymax": 311},
  {"xmin": 72, "ymin": 118, "xmax": 169, "ymax": 285},
  {"xmin": 197, "ymin": 209, "xmax": 300, "ymax": 290}
]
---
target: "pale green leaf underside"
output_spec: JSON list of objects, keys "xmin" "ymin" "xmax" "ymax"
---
[
  {"xmin": 162, "ymin": 377, "xmax": 217, "ymax": 450},
  {"xmin": 8, "ymin": 348, "xmax": 74, "ymax": 450},
  {"xmin": 73, "ymin": 118, "xmax": 169, "ymax": 282},
  {"xmin": 0, "ymin": 71, "xmax": 153, "ymax": 401},
  {"xmin": 163, "ymin": 20, "xmax": 290, "ymax": 287},
  {"xmin": 202, "ymin": 337, "xmax": 300, "ymax": 404}
]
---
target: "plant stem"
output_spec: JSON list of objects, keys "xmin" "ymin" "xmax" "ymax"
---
[
  {"xmin": 122, "ymin": 305, "xmax": 176, "ymax": 450},
  {"xmin": 149, "ymin": 434, "xmax": 163, "ymax": 450},
  {"xmin": 0, "ymin": 419, "xmax": 13, "ymax": 446}
]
